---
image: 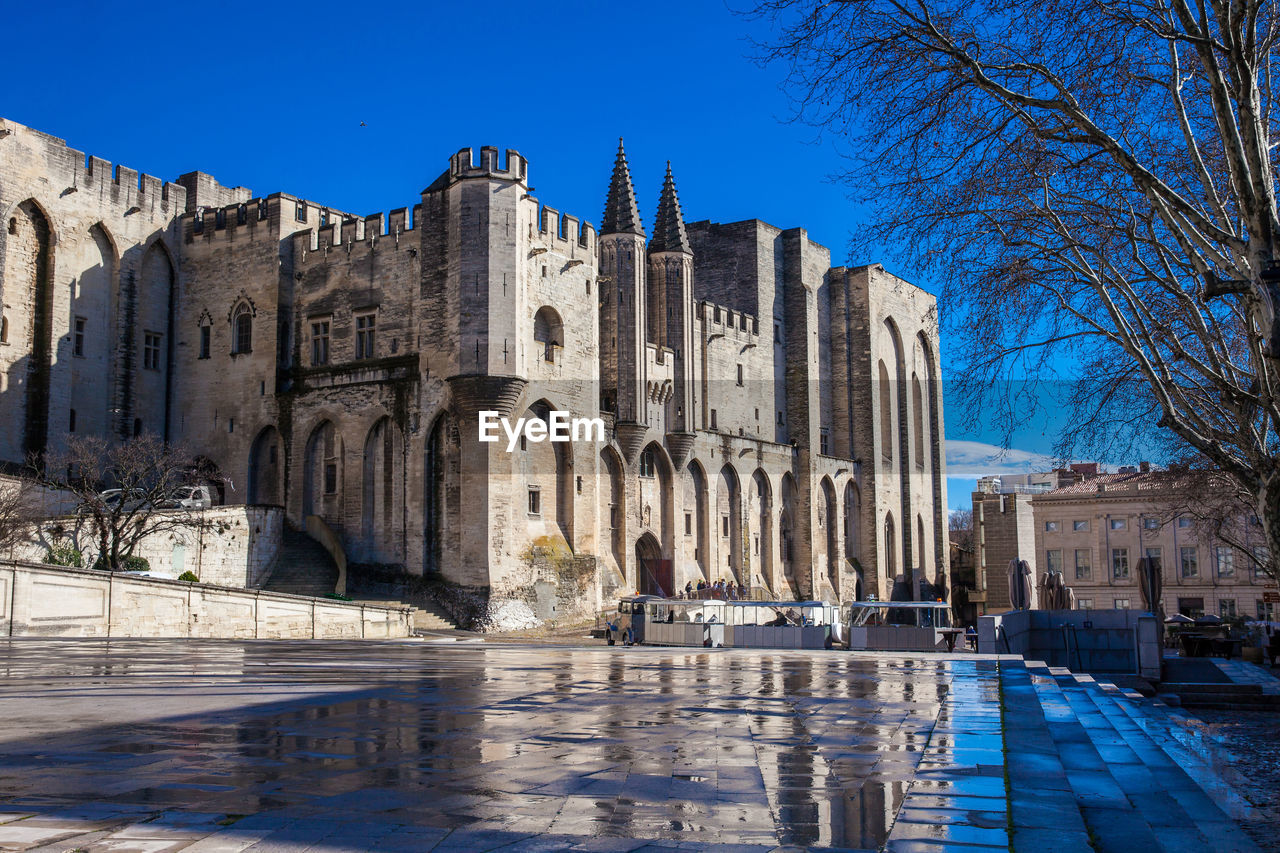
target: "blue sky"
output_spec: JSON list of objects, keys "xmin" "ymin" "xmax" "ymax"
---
[{"xmin": 6, "ymin": 0, "xmax": 1071, "ymax": 508}]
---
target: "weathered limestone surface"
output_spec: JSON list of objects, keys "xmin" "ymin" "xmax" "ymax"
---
[
  {"xmin": 0, "ymin": 118, "xmax": 950, "ymax": 629},
  {"xmin": 0, "ymin": 561, "xmax": 411, "ymax": 638}
]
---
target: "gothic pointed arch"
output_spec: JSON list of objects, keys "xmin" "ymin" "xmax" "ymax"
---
[
  {"xmin": 425, "ymin": 410, "xmax": 459, "ymax": 576},
  {"xmin": 750, "ymin": 469, "xmax": 774, "ymax": 594},
  {"xmin": 303, "ymin": 419, "xmax": 341, "ymax": 522},
  {"xmin": 716, "ymin": 465, "xmax": 743, "ymax": 587},
  {"xmin": 683, "ymin": 459, "xmax": 709, "ymax": 582},
  {"xmin": 248, "ymin": 425, "xmax": 283, "ymax": 506},
  {"xmin": 6, "ymin": 199, "xmax": 54, "ymax": 459}
]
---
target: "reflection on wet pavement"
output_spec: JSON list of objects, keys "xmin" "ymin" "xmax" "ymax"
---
[{"xmin": 0, "ymin": 640, "xmax": 1009, "ymax": 851}]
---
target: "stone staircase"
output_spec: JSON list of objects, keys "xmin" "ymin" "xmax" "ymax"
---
[
  {"xmin": 1003, "ymin": 659, "xmax": 1262, "ymax": 853},
  {"xmin": 1158, "ymin": 657, "xmax": 1280, "ymax": 711},
  {"xmin": 259, "ymin": 528, "xmax": 340, "ymax": 598},
  {"xmin": 349, "ymin": 595, "xmax": 458, "ymax": 632}
]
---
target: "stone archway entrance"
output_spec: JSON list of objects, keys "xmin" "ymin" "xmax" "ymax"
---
[{"xmin": 635, "ymin": 533, "xmax": 671, "ymax": 598}]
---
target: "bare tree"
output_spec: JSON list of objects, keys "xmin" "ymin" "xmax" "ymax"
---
[
  {"xmin": 0, "ymin": 475, "xmax": 36, "ymax": 559},
  {"xmin": 949, "ymin": 508, "xmax": 974, "ymax": 549},
  {"xmin": 35, "ymin": 435, "xmax": 222, "ymax": 572},
  {"xmin": 751, "ymin": 0, "xmax": 1280, "ymax": 579}
]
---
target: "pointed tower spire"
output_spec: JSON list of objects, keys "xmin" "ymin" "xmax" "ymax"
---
[
  {"xmin": 601, "ymin": 138, "xmax": 645, "ymax": 236},
  {"xmin": 649, "ymin": 161, "xmax": 690, "ymax": 254}
]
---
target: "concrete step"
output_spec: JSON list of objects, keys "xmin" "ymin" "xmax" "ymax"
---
[
  {"xmin": 1162, "ymin": 682, "xmax": 1263, "ymax": 695},
  {"xmin": 1023, "ymin": 662, "xmax": 1259, "ymax": 853}
]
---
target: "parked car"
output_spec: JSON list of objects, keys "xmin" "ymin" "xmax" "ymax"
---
[
  {"xmin": 155, "ymin": 485, "xmax": 213, "ymax": 510},
  {"xmin": 78, "ymin": 489, "xmax": 147, "ymax": 514}
]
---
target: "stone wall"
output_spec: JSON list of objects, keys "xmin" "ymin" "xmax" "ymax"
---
[
  {"xmin": 978, "ymin": 607, "xmax": 1162, "ymax": 679},
  {"xmin": 0, "ymin": 560, "xmax": 411, "ymax": 638},
  {"xmin": 5, "ymin": 501, "xmax": 283, "ymax": 589}
]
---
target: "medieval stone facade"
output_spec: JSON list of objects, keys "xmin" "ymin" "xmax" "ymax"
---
[{"xmin": 0, "ymin": 118, "xmax": 948, "ymax": 625}]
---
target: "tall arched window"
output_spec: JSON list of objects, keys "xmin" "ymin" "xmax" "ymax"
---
[
  {"xmin": 878, "ymin": 360, "xmax": 892, "ymax": 462},
  {"xmin": 233, "ymin": 304, "xmax": 253, "ymax": 355}
]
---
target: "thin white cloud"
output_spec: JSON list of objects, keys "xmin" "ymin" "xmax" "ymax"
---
[{"xmin": 944, "ymin": 439, "xmax": 1060, "ymax": 478}]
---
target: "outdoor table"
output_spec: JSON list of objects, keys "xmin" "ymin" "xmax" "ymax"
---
[
  {"xmin": 1179, "ymin": 633, "xmax": 1212, "ymax": 657},
  {"xmin": 1209, "ymin": 637, "xmax": 1244, "ymax": 660}
]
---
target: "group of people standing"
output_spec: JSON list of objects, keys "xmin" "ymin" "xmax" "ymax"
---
[{"xmin": 682, "ymin": 579, "xmax": 749, "ymax": 600}]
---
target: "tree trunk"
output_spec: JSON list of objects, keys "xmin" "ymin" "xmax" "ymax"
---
[{"xmin": 1258, "ymin": 472, "xmax": 1280, "ymax": 585}]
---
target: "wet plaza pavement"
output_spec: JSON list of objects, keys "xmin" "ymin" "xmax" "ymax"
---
[{"xmin": 0, "ymin": 640, "xmax": 1011, "ymax": 852}]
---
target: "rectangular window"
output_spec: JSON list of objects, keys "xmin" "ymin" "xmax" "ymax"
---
[
  {"xmin": 1216, "ymin": 546, "xmax": 1235, "ymax": 578},
  {"xmin": 323, "ymin": 463, "xmax": 337, "ymax": 494},
  {"xmin": 1144, "ymin": 547, "xmax": 1162, "ymax": 569},
  {"xmin": 355, "ymin": 312, "xmax": 376, "ymax": 359},
  {"xmin": 311, "ymin": 320, "xmax": 330, "ymax": 366},
  {"xmin": 1074, "ymin": 549, "xmax": 1092, "ymax": 580},
  {"xmin": 73, "ymin": 317, "xmax": 86, "ymax": 357},
  {"xmin": 777, "ymin": 411, "xmax": 784, "ymax": 426},
  {"xmin": 610, "ymin": 505, "xmax": 618, "ymax": 529},
  {"xmin": 684, "ymin": 513, "xmax": 692, "ymax": 536},
  {"xmin": 143, "ymin": 332, "xmax": 162, "ymax": 370},
  {"xmin": 528, "ymin": 488, "xmax": 541, "ymax": 515},
  {"xmin": 1045, "ymin": 521, "xmax": 1059, "ymax": 532},
  {"xmin": 1219, "ymin": 598, "xmax": 1237, "ymax": 619},
  {"xmin": 638, "ymin": 450, "xmax": 655, "ymax": 478},
  {"xmin": 1177, "ymin": 517, "xmax": 1192, "ymax": 528},
  {"xmin": 820, "ymin": 430, "xmax": 830, "ymax": 455},
  {"xmin": 1112, "ymin": 547, "xmax": 1130, "ymax": 579},
  {"xmin": 736, "ymin": 364, "xmax": 744, "ymax": 386},
  {"xmin": 199, "ymin": 326, "xmax": 211, "ymax": 359},
  {"xmin": 722, "ymin": 516, "xmax": 729, "ymax": 537},
  {"xmin": 1076, "ymin": 598, "xmax": 1093, "ymax": 610},
  {"xmin": 1110, "ymin": 518, "xmax": 1127, "ymax": 530},
  {"xmin": 1046, "ymin": 549, "xmax": 1062, "ymax": 573},
  {"xmin": 1178, "ymin": 597, "xmax": 1204, "ymax": 618},
  {"xmin": 1114, "ymin": 598, "xmax": 1131, "ymax": 610},
  {"xmin": 1143, "ymin": 517, "xmax": 1160, "ymax": 530},
  {"xmin": 1073, "ymin": 520, "xmax": 1089, "ymax": 531},
  {"xmin": 296, "ymin": 201, "xmax": 307, "ymax": 222},
  {"xmin": 1258, "ymin": 601, "xmax": 1276, "ymax": 621},
  {"xmin": 710, "ymin": 409, "xmax": 718, "ymax": 430},
  {"xmin": 1180, "ymin": 547, "xmax": 1198, "ymax": 578},
  {"xmin": 1253, "ymin": 546, "xmax": 1270, "ymax": 578}
]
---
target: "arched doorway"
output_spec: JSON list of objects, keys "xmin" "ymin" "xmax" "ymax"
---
[
  {"xmin": 635, "ymin": 533, "xmax": 670, "ymax": 597},
  {"xmin": 248, "ymin": 426, "xmax": 282, "ymax": 505}
]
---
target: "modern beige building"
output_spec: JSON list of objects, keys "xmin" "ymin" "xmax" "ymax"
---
[{"xmin": 1033, "ymin": 469, "xmax": 1277, "ymax": 620}]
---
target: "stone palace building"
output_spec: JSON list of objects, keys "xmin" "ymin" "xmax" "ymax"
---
[{"xmin": 0, "ymin": 118, "xmax": 947, "ymax": 626}]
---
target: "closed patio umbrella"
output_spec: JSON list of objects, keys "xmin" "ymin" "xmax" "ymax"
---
[
  {"xmin": 1008, "ymin": 559, "xmax": 1034, "ymax": 610},
  {"xmin": 1138, "ymin": 556, "xmax": 1163, "ymax": 619}
]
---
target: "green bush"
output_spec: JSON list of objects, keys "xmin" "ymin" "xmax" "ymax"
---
[
  {"xmin": 177, "ymin": 570, "xmax": 199, "ymax": 582},
  {"xmin": 43, "ymin": 545, "xmax": 84, "ymax": 568},
  {"xmin": 92, "ymin": 554, "xmax": 151, "ymax": 573}
]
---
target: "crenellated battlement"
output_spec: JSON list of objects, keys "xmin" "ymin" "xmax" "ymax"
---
[
  {"xmin": 448, "ymin": 146, "xmax": 527, "ymax": 184},
  {"xmin": 536, "ymin": 204, "xmax": 595, "ymax": 248},
  {"xmin": 698, "ymin": 300, "xmax": 760, "ymax": 337},
  {"xmin": 0, "ymin": 117, "xmax": 187, "ymax": 214},
  {"xmin": 291, "ymin": 204, "xmax": 418, "ymax": 261}
]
